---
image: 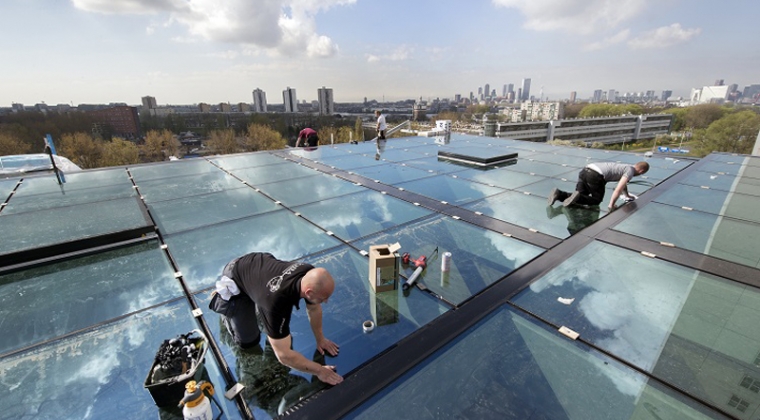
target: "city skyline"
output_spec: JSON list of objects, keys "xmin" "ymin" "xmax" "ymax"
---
[{"xmin": 3, "ymin": 0, "xmax": 760, "ymax": 106}]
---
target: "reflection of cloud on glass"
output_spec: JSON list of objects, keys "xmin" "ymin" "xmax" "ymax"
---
[
  {"xmin": 484, "ymin": 230, "xmax": 542, "ymax": 267},
  {"xmin": 367, "ymin": 193, "xmax": 393, "ymax": 223}
]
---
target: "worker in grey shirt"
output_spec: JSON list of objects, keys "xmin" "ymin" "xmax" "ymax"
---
[{"xmin": 548, "ymin": 161, "xmax": 649, "ymax": 210}]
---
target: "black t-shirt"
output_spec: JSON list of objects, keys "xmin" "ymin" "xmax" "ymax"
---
[{"xmin": 232, "ymin": 252, "xmax": 314, "ymax": 339}]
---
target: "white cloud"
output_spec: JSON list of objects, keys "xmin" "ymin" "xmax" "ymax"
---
[
  {"xmin": 492, "ymin": 0, "xmax": 647, "ymax": 35},
  {"xmin": 71, "ymin": 0, "xmax": 352, "ymax": 57},
  {"xmin": 627, "ymin": 23, "xmax": 701, "ymax": 49},
  {"xmin": 583, "ymin": 29, "xmax": 630, "ymax": 51},
  {"xmin": 365, "ymin": 45, "xmax": 413, "ymax": 63}
]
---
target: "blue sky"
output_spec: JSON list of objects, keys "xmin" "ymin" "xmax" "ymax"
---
[{"xmin": 2, "ymin": 0, "xmax": 759, "ymax": 106}]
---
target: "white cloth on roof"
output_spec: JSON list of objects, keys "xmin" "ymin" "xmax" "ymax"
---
[{"xmin": 215, "ymin": 275, "xmax": 240, "ymax": 301}]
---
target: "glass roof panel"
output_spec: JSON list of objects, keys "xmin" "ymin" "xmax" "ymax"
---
[
  {"xmin": 345, "ymin": 305, "xmax": 724, "ymax": 420},
  {"xmin": 679, "ymin": 170, "xmax": 740, "ymax": 191},
  {"xmin": 653, "ymin": 184, "xmax": 760, "ymax": 220},
  {"xmin": 735, "ymin": 173, "xmax": 760, "ymax": 197},
  {"xmin": 256, "ymin": 172, "xmax": 366, "ymax": 207},
  {"xmin": 698, "ymin": 160, "xmax": 753, "ymax": 177},
  {"xmin": 374, "ymin": 148, "xmax": 430, "ymax": 162},
  {"xmin": 129, "ymin": 158, "xmax": 221, "ymax": 182},
  {"xmin": 0, "ymin": 179, "xmax": 16, "ymax": 201},
  {"xmin": 506, "ymin": 159, "xmax": 577, "ymax": 177},
  {"xmin": 148, "ymin": 187, "xmax": 280, "ymax": 234},
  {"xmin": 294, "ymin": 190, "xmax": 432, "ymax": 241},
  {"xmin": 18, "ymin": 167, "xmax": 132, "ymax": 193},
  {"xmin": 234, "ymin": 161, "xmax": 320, "ymax": 186},
  {"xmin": 0, "ymin": 240, "xmax": 181, "ymax": 355},
  {"xmin": 391, "ymin": 156, "xmax": 471, "ymax": 174},
  {"xmin": 452, "ymin": 166, "xmax": 544, "ymax": 190},
  {"xmin": 288, "ymin": 145, "xmax": 352, "ymax": 158},
  {"xmin": 208, "ymin": 152, "xmax": 286, "ymax": 170},
  {"xmin": 614, "ymin": 202, "xmax": 760, "ymax": 268},
  {"xmin": 164, "ymin": 209, "xmax": 342, "ymax": 292},
  {"xmin": 314, "ymin": 154, "xmax": 387, "ymax": 170},
  {"xmin": 195, "ymin": 245, "xmax": 450, "ymax": 417},
  {"xmin": 0, "ymin": 197, "xmax": 150, "ymax": 256},
  {"xmin": 136, "ymin": 170, "xmax": 243, "ymax": 203},
  {"xmin": 353, "ymin": 215, "xmax": 544, "ymax": 305},
  {"xmin": 0, "ymin": 298, "xmax": 236, "ymax": 419},
  {"xmin": 511, "ymin": 240, "xmax": 760, "ymax": 414},
  {"xmin": 349, "ymin": 162, "xmax": 437, "ymax": 185},
  {"xmin": 466, "ymin": 191, "xmax": 606, "ymax": 238},
  {"xmin": 2, "ymin": 183, "xmax": 138, "ymax": 214},
  {"xmin": 528, "ymin": 152, "xmax": 594, "ymax": 168},
  {"xmin": 395, "ymin": 175, "xmax": 505, "ymax": 205}
]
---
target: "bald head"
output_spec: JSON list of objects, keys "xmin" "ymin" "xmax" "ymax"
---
[{"xmin": 301, "ymin": 267, "xmax": 335, "ymax": 304}]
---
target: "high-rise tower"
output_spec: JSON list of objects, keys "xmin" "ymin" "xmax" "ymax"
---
[
  {"xmin": 317, "ymin": 86, "xmax": 334, "ymax": 116},
  {"xmin": 252, "ymin": 88, "xmax": 267, "ymax": 113},
  {"xmin": 282, "ymin": 87, "xmax": 298, "ymax": 113},
  {"xmin": 521, "ymin": 78, "xmax": 531, "ymax": 101}
]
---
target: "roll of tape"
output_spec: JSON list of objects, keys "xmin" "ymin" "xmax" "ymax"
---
[
  {"xmin": 362, "ymin": 320, "xmax": 375, "ymax": 333},
  {"xmin": 441, "ymin": 252, "xmax": 452, "ymax": 272}
]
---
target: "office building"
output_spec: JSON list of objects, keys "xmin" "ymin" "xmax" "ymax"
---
[
  {"xmin": 317, "ymin": 87, "xmax": 334, "ymax": 116},
  {"xmin": 87, "ymin": 105, "xmax": 141, "ymax": 139},
  {"xmin": 484, "ymin": 84, "xmax": 490, "ymax": 99},
  {"xmin": 569, "ymin": 91, "xmax": 577, "ymax": 103},
  {"xmin": 219, "ymin": 103, "xmax": 232, "ymax": 113},
  {"xmin": 283, "ymin": 87, "xmax": 298, "ymax": 113},
  {"xmin": 521, "ymin": 78, "xmax": 531, "ymax": 101},
  {"xmin": 141, "ymin": 96, "xmax": 157, "ymax": 109},
  {"xmin": 252, "ymin": 88, "xmax": 268, "ymax": 113},
  {"xmin": 592, "ymin": 89, "xmax": 603, "ymax": 103},
  {"xmin": 661, "ymin": 90, "xmax": 673, "ymax": 101}
]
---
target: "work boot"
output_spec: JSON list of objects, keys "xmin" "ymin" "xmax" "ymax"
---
[
  {"xmin": 563, "ymin": 191, "xmax": 581, "ymax": 207},
  {"xmin": 547, "ymin": 188, "xmax": 560, "ymax": 205}
]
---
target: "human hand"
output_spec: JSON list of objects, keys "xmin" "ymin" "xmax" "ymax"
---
[
  {"xmin": 317, "ymin": 365, "xmax": 343, "ymax": 385},
  {"xmin": 316, "ymin": 337, "xmax": 340, "ymax": 357}
]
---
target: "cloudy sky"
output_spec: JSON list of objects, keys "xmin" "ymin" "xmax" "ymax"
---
[{"xmin": 2, "ymin": 0, "xmax": 758, "ymax": 106}]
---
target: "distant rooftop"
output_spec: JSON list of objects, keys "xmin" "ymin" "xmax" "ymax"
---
[{"xmin": 0, "ymin": 134, "xmax": 757, "ymax": 419}]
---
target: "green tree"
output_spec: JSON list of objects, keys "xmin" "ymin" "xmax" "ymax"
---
[
  {"xmin": 59, "ymin": 132, "xmax": 102, "ymax": 169},
  {"xmin": 206, "ymin": 129, "xmax": 239, "ymax": 155},
  {"xmin": 665, "ymin": 107, "xmax": 689, "ymax": 132},
  {"xmin": 684, "ymin": 104, "xmax": 726, "ymax": 130},
  {"xmin": 141, "ymin": 129, "xmax": 179, "ymax": 161},
  {"xmin": 0, "ymin": 132, "xmax": 31, "ymax": 155},
  {"xmin": 336, "ymin": 126, "xmax": 353, "ymax": 143},
  {"xmin": 693, "ymin": 111, "xmax": 760, "ymax": 156},
  {"xmin": 101, "ymin": 137, "xmax": 140, "ymax": 167},
  {"xmin": 244, "ymin": 123, "xmax": 286, "ymax": 151}
]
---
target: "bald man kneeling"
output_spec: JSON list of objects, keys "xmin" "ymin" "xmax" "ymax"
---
[{"xmin": 209, "ymin": 252, "xmax": 343, "ymax": 385}]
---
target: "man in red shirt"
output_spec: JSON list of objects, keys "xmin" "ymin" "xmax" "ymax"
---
[{"xmin": 296, "ymin": 127, "xmax": 319, "ymax": 147}]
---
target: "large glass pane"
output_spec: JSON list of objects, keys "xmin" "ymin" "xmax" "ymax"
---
[
  {"xmin": 234, "ymin": 161, "xmax": 319, "ymax": 186},
  {"xmin": 315, "ymin": 154, "xmax": 387, "ymax": 170},
  {"xmin": 17, "ymin": 168, "xmax": 132, "ymax": 193},
  {"xmin": 453, "ymin": 166, "xmax": 544, "ymax": 190},
  {"xmin": 164, "ymin": 209, "xmax": 342, "ymax": 291},
  {"xmin": 196, "ymin": 246, "xmax": 450, "ymax": 419},
  {"xmin": 129, "ymin": 158, "xmax": 220, "ymax": 182},
  {"xmin": 353, "ymin": 215, "xmax": 544, "ymax": 305},
  {"xmin": 679, "ymin": 170, "xmax": 739, "ymax": 191},
  {"xmin": 288, "ymin": 146, "xmax": 351, "ymax": 159},
  {"xmin": 0, "ymin": 197, "xmax": 150, "ymax": 256},
  {"xmin": 511, "ymin": 240, "xmax": 760, "ymax": 416},
  {"xmin": 136, "ymin": 170, "xmax": 243, "ymax": 203},
  {"xmin": 504, "ymin": 159, "xmax": 573, "ymax": 177},
  {"xmin": 528, "ymin": 152, "xmax": 594, "ymax": 168},
  {"xmin": 257, "ymin": 173, "xmax": 365, "ymax": 207},
  {"xmin": 0, "ymin": 179, "xmax": 17, "ymax": 201},
  {"xmin": 0, "ymin": 299, "xmax": 237, "ymax": 419},
  {"xmin": 735, "ymin": 174, "xmax": 760, "ymax": 197},
  {"xmin": 293, "ymin": 190, "xmax": 433, "ymax": 241},
  {"xmin": 2, "ymin": 183, "xmax": 138, "ymax": 214},
  {"xmin": 392, "ymin": 156, "xmax": 471, "ymax": 174},
  {"xmin": 350, "ymin": 163, "xmax": 437, "ymax": 185},
  {"xmin": 209, "ymin": 152, "xmax": 286, "ymax": 170},
  {"xmin": 614, "ymin": 202, "xmax": 760, "ymax": 268},
  {"xmin": 0, "ymin": 240, "xmax": 181, "ymax": 355},
  {"xmin": 149, "ymin": 187, "xmax": 280, "ymax": 234},
  {"xmin": 466, "ymin": 191, "xmax": 606, "ymax": 238},
  {"xmin": 396, "ymin": 175, "xmax": 505, "ymax": 205},
  {"xmin": 346, "ymin": 306, "xmax": 724, "ymax": 420}
]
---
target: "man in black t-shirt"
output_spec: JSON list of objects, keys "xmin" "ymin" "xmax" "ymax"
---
[{"xmin": 209, "ymin": 252, "xmax": 343, "ymax": 385}]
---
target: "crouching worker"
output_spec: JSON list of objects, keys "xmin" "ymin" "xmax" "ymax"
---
[
  {"xmin": 209, "ymin": 252, "xmax": 343, "ymax": 385},
  {"xmin": 548, "ymin": 161, "xmax": 649, "ymax": 211}
]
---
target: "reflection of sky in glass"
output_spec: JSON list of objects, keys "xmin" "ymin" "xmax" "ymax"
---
[
  {"xmin": 346, "ymin": 306, "xmax": 719, "ymax": 420},
  {"xmin": 16, "ymin": 167, "xmax": 131, "ymax": 193},
  {"xmin": 0, "ymin": 197, "xmax": 150, "ymax": 255},
  {"xmin": 257, "ymin": 173, "xmax": 365, "ymax": 207},
  {"xmin": 129, "ymin": 158, "xmax": 221, "ymax": 182},
  {"xmin": 512, "ymin": 241, "xmax": 695, "ymax": 371},
  {"xmin": 136, "ymin": 171, "xmax": 244, "ymax": 203},
  {"xmin": 396, "ymin": 175, "xmax": 505, "ymax": 205},
  {"xmin": 2, "ymin": 183, "xmax": 138, "ymax": 214},
  {"xmin": 466, "ymin": 191, "xmax": 604, "ymax": 238},
  {"xmin": 149, "ymin": 187, "xmax": 280, "ymax": 234},
  {"xmin": 353, "ymin": 215, "xmax": 543, "ymax": 304},
  {"xmin": 0, "ymin": 299, "xmax": 236, "ymax": 419},
  {"xmin": 210, "ymin": 153, "xmax": 286, "ymax": 170},
  {"xmin": 165, "ymin": 209, "xmax": 342, "ymax": 291},
  {"xmin": 0, "ymin": 240, "xmax": 181, "ymax": 354},
  {"xmin": 293, "ymin": 190, "xmax": 432, "ymax": 241}
]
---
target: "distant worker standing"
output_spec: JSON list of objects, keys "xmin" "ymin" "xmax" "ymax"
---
[
  {"xmin": 548, "ymin": 161, "xmax": 649, "ymax": 210},
  {"xmin": 375, "ymin": 110, "xmax": 387, "ymax": 140},
  {"xmin": 296, "ymin": 127, "xmax": 319, "ymax": 147},
  {"xmin": 209, "ymin": 252, "xmax": 343, "ymax": 385}
]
